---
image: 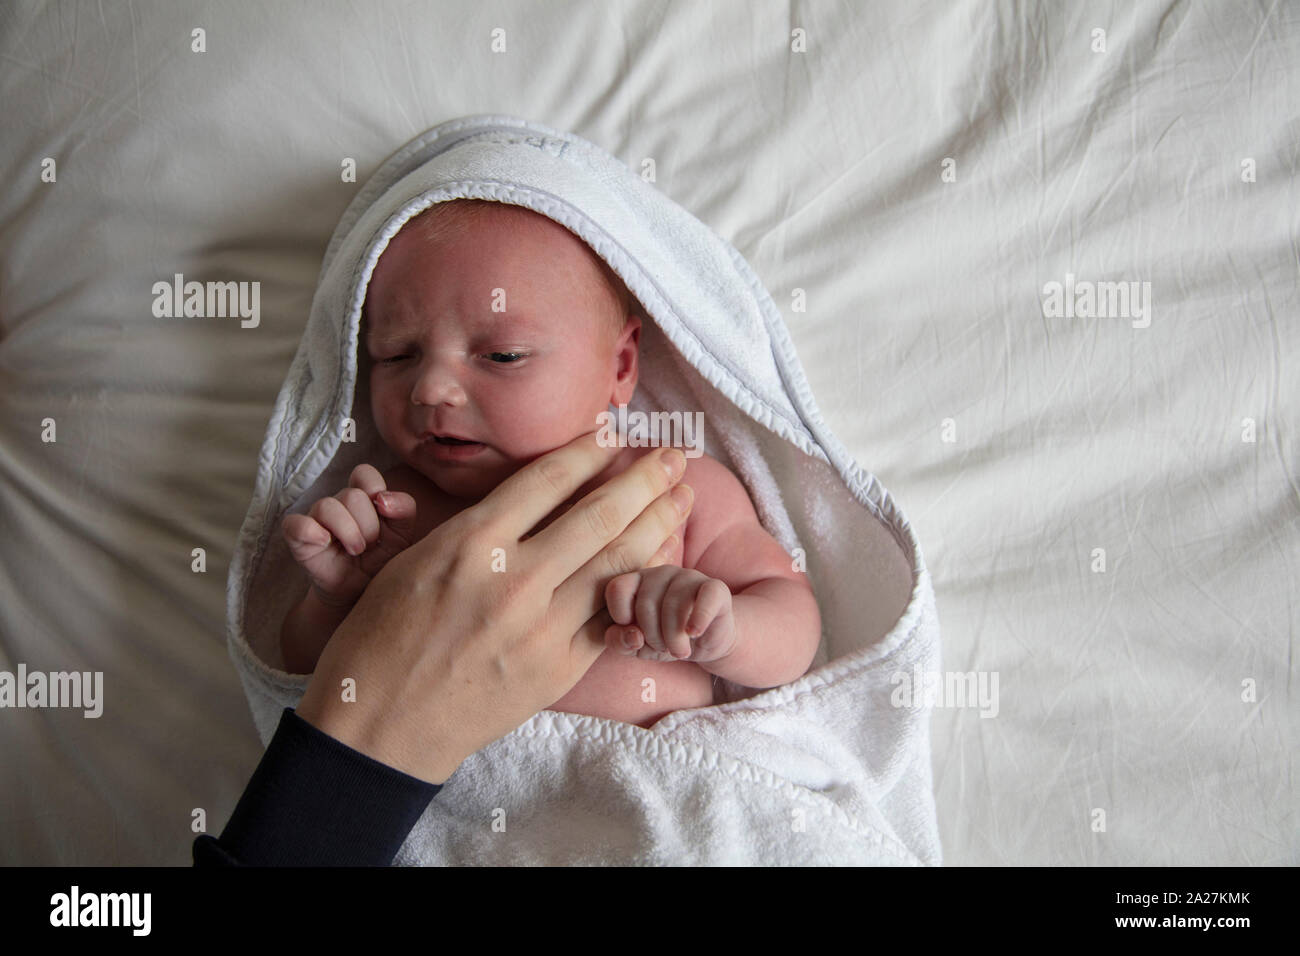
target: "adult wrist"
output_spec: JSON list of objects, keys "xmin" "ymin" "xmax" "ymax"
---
[
  {"xmin": 295, "ymin": 681, "xmax": 462, "ymax": 786},
  {"xmin": 207, "ymin": 707, "xmax": 441, "ymax": 866}
]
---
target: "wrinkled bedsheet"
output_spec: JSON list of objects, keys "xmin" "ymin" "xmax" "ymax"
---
[{"xmin": 0, "ymin": 0, "xmax": 1294, "ymax": 864}]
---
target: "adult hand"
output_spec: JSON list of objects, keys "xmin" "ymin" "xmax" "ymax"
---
[{"xmin": 293, "ymin": 432, "xmax": 694, "ymax": 784}]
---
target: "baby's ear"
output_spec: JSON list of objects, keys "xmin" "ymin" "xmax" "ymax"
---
[
  {"xmin": 619, "ymin": 313, "xmax": 641, "ymax": 348},
  {"xmin": 610, "ymin": 315, "xmax": 641, "ymax": 405}
]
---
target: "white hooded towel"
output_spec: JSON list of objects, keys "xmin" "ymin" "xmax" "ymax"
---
[{"xmin": 226, "ymin": 114, "xmax": 942, "ymax": 865}]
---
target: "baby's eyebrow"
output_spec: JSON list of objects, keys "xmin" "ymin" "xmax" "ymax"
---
[
  {"xmin": 363, "ymin": 329, "xmax": 400, "ymax": 352},
  {"xmin": 367, "ymin": 311, "xmax": 543, "ymax": 344}
]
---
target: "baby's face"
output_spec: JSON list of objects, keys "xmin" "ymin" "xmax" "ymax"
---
[{"xmin": 363, "ymin": 205, "xmax": 639, "ymax": 500}]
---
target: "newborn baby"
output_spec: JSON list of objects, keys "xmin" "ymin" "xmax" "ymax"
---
[{"xmin": 279, "ymin": 199, "xmax": 821, "ymax": 728}]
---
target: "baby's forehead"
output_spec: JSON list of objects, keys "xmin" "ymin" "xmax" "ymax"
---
[
  {"xmin": 407, "ymin": 199, "xmax": 560, "ymax": 247},
  {"xmin": 367, "ymin": 201, "xmax": 628, "ymax": 323},
  {"xmin": 392, "ymin": 204, "xmax": 594, "ymax": 283}
]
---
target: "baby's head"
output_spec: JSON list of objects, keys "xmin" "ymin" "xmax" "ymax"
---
[{"xmin": 362, "ymin": 199, "xmax": 641, "ymax": 499}]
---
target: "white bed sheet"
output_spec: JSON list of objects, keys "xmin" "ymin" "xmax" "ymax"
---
[{"xmin": 0, "ymin": 0, "xmax": 1294, "ymax": 865}]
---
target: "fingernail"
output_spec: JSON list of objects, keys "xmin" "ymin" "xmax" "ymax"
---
[
  {"xmin": 375, "ymin": 492, "xmax": 391, "ymax": 508},
  {"xmin": 671, "ymin": 483, "xmax": 693, "ymax": 515},
  {"xmin": 660, "ymin": 448, "xmax": 686, "ymax": 481},
  {"xmin": 658, "ymin": 533, "xmax": 679, "ymax": 555},
  {"xmin": 621, "ymin": 629, "xmax": 639, "ymax": 648}
]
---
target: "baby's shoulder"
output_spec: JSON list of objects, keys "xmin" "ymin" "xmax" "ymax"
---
[
  {"xmin": 615, "ymin": 448, "xmax": 744, "ymax": 505},
  {"xmin": 678, "ymin": 450, "xmax": 744, "ymax": 499},
  {"xmin": 675, "ymin": 451, "xmax": 759, "ymax": 566}
]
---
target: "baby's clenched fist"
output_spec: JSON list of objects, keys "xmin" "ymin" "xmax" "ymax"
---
[
  {"xmin": 603, "ymin": 565, "xmax": 737, "ymax": 664},
  {"xmin": 282, "ymin": 463, "xmax": 418, "ymax": 608}
]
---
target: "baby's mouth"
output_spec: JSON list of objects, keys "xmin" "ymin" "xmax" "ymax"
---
[
  {"xmin": 421, "ymin": 429, "xmax": 481, "ymax": 445},
  {"xmin": 420, "ymin": 433, "xmax": 489, "ymax": 460}
]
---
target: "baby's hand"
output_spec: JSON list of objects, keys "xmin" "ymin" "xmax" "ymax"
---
[
  {"xmin": 604, "ymin": 566, "xmax": 737, "ymax": 663},
  {"xmin": 281, "ymin": 464, "xmax": 418, "ymax": 609}
]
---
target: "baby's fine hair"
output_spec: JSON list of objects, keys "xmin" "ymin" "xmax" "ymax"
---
[{"xmin": 406, "ymin": 198, "xmax": 634, "ymax": 339}]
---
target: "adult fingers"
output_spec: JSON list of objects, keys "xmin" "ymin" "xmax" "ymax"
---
[
  {"xmin": 473, "ymin": 432, "xmax": 622, "ymax": 542},
  {"xmin": 570, "ymin": 607, "xmax": 616, "ymax": 665},
  {"xmin": 641, "ymin": 531, "xmax": 681, "ymax": 570},
  {"xmin": 551, "ymin": 483, "xmax": 693, "ymax": 633},
  {"xmin": 527, "ymin": 445, "xmax": 688, "ymax": 591}
]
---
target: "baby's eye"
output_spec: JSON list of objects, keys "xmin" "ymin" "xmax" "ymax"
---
[
  {"xmin": 376, "ymin": 354, "xmax": 410, "ymax": 365},
  {"xmin": 486, "ymin": 352, "xmax": 527, "ymax": 364}
]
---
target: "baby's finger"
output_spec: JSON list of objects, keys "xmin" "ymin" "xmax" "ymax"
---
[
  {"xmin": 348, "ymin": 463, "xmax": 387, "ymax": 496},
  {"xmin": 373, "ymin": 491, "xmax": 419, "ymax": 541},
  {"xmin": 695, "ymin": 622, "xmax": 734, "ymax": 658},
  {"xmin": 686, "ymin": 579, "xmax": 731, "ymax": 637},
  {"xmin": 661, "ymin": 573, "xmax": 703, "ymax": 660},
  {"xmin": 311, "ymin": 496, "xmax": 366, "ymax": 557},
  {"xmin": 373, "ymin": 490, "xmax": 415, "ymax": 520},
  {"xmin": 605, "ymin": 624, "xmax": 644, "ymax": 656},
  {"xmin": 282, "ymin": 514, "xmax": 332, "ymax": 560},
  {"xmin": 634, "ymin": 581, "xmax": 667, "ymax": 654},
  {"xmin": 604, "ymin": 572, "xmax": 641, "ymax": 626},
  {"xmin": 336, "ymin": 486, "xmax": 381, "ymax": 547},
  {"xmin": 660, "ymin": 602, "xmax": 694, "ymax": 661}
]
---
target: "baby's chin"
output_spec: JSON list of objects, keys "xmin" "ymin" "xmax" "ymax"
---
[
  {"xmin": 407, "ymin": 453, "xmax": 523, "ymax": 502},
  {"xmin": 404, "ymin": 433, "xmax": 598, "ymax": 500}
]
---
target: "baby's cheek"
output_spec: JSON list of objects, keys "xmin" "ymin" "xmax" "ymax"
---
[
  {"xmin": 501, "ymin": 374, "xmax": 605, "ymax": 448},
  {"xmin": 369, "ymin": 388, "xmax": 403, "ymax": 445}
]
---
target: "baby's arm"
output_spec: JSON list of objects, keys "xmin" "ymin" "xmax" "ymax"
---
[
  {"xmin": 279, "ymin": 465, "xmax": 419, "ymax": 674},
  {"xmin": 281, "ymin": 587, "xmax": 357, "ymax": 675},
  {"xmin": 606, "ymin": 455, "xmax": 821, "ymax": 688},
  {"xmin": 683, "ymin": 460, "xmax": 821, "ymax": 688}
]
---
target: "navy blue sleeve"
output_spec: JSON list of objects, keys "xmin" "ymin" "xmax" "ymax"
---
[{"xmin": 193, "ymin": 707, "xmax": 442, "ymax": 866}]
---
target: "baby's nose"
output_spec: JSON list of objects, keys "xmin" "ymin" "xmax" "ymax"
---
[{"xmin": 410, "ymin": 365, "xmax": 467, "ymax": 406}]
